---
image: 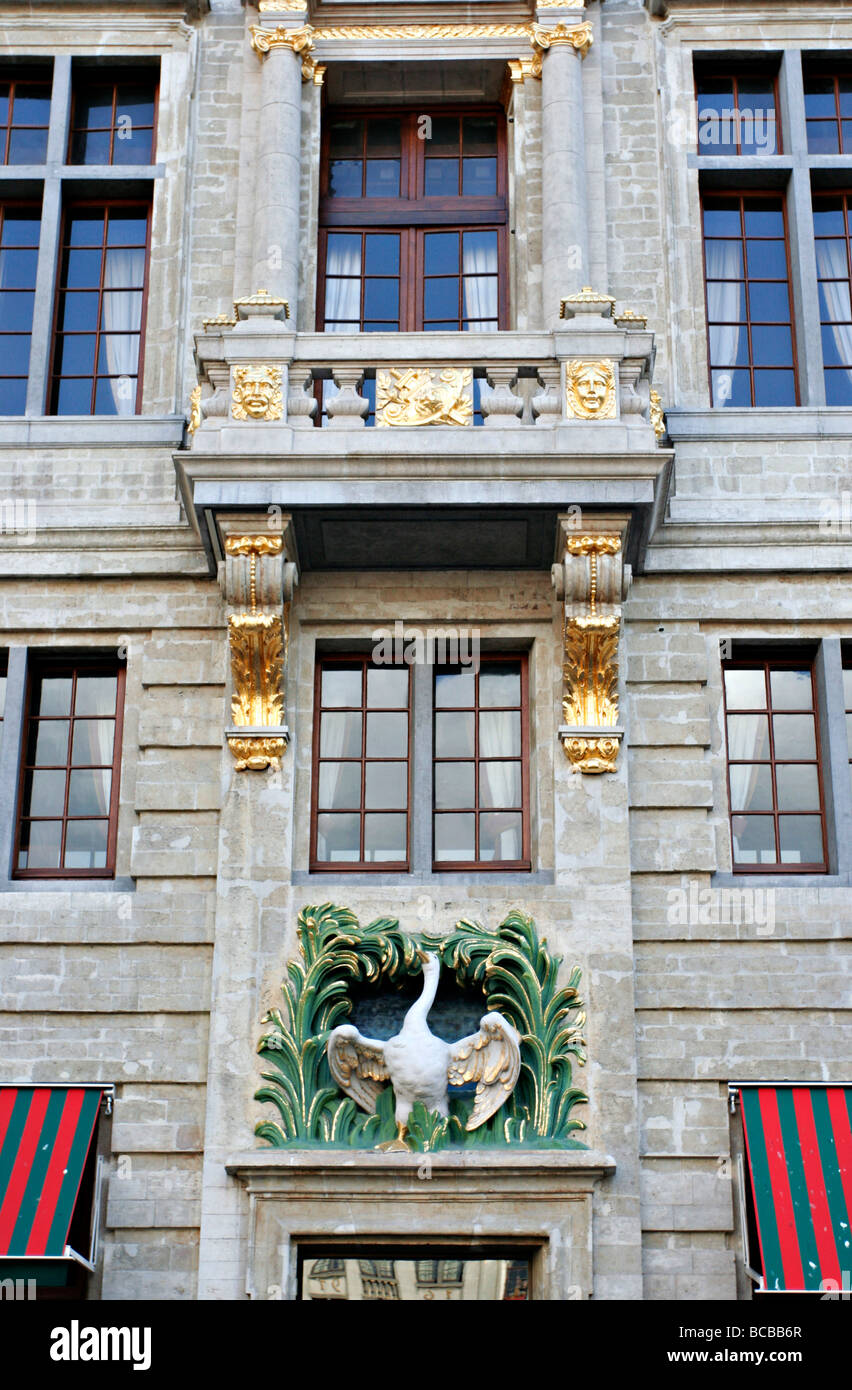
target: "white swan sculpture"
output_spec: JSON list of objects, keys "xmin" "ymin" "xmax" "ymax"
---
[{"xmin": 327, "ymin": 949, "xmax": 522, "ymax": 1150}]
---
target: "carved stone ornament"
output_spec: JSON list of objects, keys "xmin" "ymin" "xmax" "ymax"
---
[
  {"xmin": 376, "ymin": 367, "xmax": 473, "ymax": 427},
  {"xmin": 614, "ymin": 307, "xmax": 648, "ymax": 330},
  {"xmin": 560, "ymin": 286, "xmax": 615, "ymax": 319},
  {"xmin": 232, "ymin": 365, "xmax": 284, "ymax": 421},
  {"xmin": 201, "ymin": 312, "xmax": 237, "ymax": 331},
  {"xmin": 553, "ymin": 528, "xmax": 630, "ymax": 774},
  {"xmin": 249, "ymin": 21, "xmax": 313, "ymax": 56},
  {"xmin": 221, "ymin": 532, "xmax": 293, "ymax": 771},
  {"xmin": 531, "ymin": 20, "xmax": 594, "ymax": 58},
  {"xmin": 233, "ymin": 288, "xmax": 289, "ymax": 321},
  {"xmin": 565, "ymin": 359, "xmax": 617, "ymax": 420},
  {"xmin": 507, "ymin": 56, "xmax": 542, "ymax": 84},
  {"xmin": 649, "ymin": 388, "xmax": 666, "ymax": 442},
  {"xmin": 255, "ymin": 904, "xmax": 586, "ymax": 1152},
  {"xmin": 187, "ymin": 384, "xmax": 201, "ymax": 436}
]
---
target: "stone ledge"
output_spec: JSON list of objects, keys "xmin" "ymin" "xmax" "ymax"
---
[{"xmin": 227, "ymin": 1146, "xmax": 616, "ymax": 1187}]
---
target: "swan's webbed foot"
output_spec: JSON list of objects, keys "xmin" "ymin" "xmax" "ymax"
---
[{"xmin": 375, "ymin": 1122, "xmax": 410, "ymax": 1152}]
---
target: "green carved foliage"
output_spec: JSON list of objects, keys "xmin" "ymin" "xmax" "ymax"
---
[{"xmin": 255, "ymin": 903, "xmax": 587, "ymax": 1150}]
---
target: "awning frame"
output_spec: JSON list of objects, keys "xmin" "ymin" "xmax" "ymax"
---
[
  {"xmin": 0, "ymin": 1084, "xmax": 113, "ymax": 1270},
  {"xmin": 729, "ymin": 1081, "xmax": 852, "ymax": 1295}
]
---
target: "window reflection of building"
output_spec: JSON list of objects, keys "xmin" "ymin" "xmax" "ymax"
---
[
  {"xmin": 306, "ymin": 1257, "xmax": 348, "ymax": 1299},
  {"xmin": 358, "ymin": 1258, "xmax": 400, "ymax": 1300},
  {"xmin": 502, "ymin": 1260, "xmax": 530, "ymax": 1301},
  {"xmin": 301, "ymin": 1254, "xmax": 531, "ymax": 1301}
]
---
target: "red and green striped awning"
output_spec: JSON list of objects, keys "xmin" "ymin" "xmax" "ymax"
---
[
  {"xmin": 0, "ymin": 1087, "xmax": 101, "ymax": 1259},
  {"xmin": 740, "ymin": 1085, "xmax": 852, "ymax": 1293}
]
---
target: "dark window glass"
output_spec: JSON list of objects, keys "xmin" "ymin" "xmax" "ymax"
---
[
  {"xmin": 433, "ymin": 656, "xmax": 529, "ymax": 870},
  {"xmin": 311, "ymin": 657, "xmax": 411, "ymax": 870},
  {"xmin": 804, "ymin": 71, "xmax": 852, "ymax": 154},
  {"xmin": 723, "ymin": 660, "xmax": 826, "ymax": 871},
  {"xmin": 702, "ymin": 193, "xmax": 798, "ymax": 407},
  {"xmin": 50, "ymin": 203, "xmax": 150, "ymax": 416},
  {"xmin": 0, "ymin": 72, "xmax": 51, "ymax": 165},
  {"xmin": 0, "ymin": 203, "xmax": 41, "ymax": 414},
  {"xmin": 69, "ymin": 74, "xmax": 157, "ymax": 166},
  {"xmin": 843, "ymin": 659, "xmax": 852, "ymax": 804},
  {"xmin": 813, "ymin": 193, "xmax": 852, "ymax": 406},
  {"xmin": 318, "ymin": 106, "xmax": 507, "ymax": 346},
  {"xmin": 696, "ymin": 70, "xmax": 779, "ymax": 155},
  {"xmin": 15, "ymin": 662, "xmax": 125, "ymax": 878},
  {"xmin": 0, "ymin": 651, "xmax": 6, "ymax": 752}
]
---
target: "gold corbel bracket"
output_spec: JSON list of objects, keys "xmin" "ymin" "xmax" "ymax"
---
[
  {"xmin": 222, "ymin": 532, "xmax": 291, "ymax": 772},
  {"xmin": 556, "ymin": 530, "xmax": 627, "ymax": 774}
]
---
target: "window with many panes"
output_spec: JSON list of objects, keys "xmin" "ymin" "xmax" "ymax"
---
[
  {"xmin": 0, "ymin": 203, "xmax": 41, "ymax": 414},
  {"xmin": 804, "ymin": 64, "xmax": 852, "ymax": 154},
  {"xmin": 69, "ymin": 72, "xmax": 157, "ymax": 166},
  {"xmin": 310, "ymin": 652, "xmax": 531, "ymax": 873},
  {"xmin": 701, "ymin": 193, "xmax": 797, "ymax": 407},
  {"xmin": 318, "ymin": 108, "xmax": 507, "ymax": 334},
  {"xmin": 0, "ymin": 69, "xmax": 51, "ymax": 164},
  {"xmin": 433, "ymin": 657, "xmax": 529, "ymax": 871},
  {"xmin": 722, "ymin": 658, "xmax": 827, "ymax": 872},
  {"xmin": 844, "ymin": 657, "xmax": 852, "ymax": 800},
  {"xmin": 311, "ymin": 656, "xmax": 411, "ymax": 870},
  {"xmin": 0, "ymin": 651, "xmax": 6, "ymax": 751},
  {"xmin": 813, "ymin": 192, "xmax": 852, "ymax": 406},
  {"xmin": 49, "ymin": 202, "xmax": 151, "ymax": 416},
  {"xmin": 695, "ymin": 65, "xmax": 780, "ymax": 155},
  {"xmin": 14, "ymin": 660, "xmax": 125, "ymax": 878},
  {"xmin": 0, "ymin": 60, "xmax": 157, "ymax": 416}
]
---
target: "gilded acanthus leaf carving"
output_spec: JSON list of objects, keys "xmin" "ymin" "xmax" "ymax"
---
[
  {"xmin": 228, "ymin": 613, "xmax": 286, "ymax": 729},
  {"xmin": 562, "ymin": 614, "xmax": 620, "ymax": 728}
]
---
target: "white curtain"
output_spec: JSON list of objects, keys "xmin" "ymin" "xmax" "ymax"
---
[
  {"xmin": 103, "ymin": 247, "xmax": 144, "ymax": 414},
  {"xmin": 479, "ymin": 711, "xmax": 520, "ymax": 859},
  {"xmin": 74, "ymin": 719, "xmax": 115, "ymax": 766},
  {"xmin": 462, "ymin": 233, "xmax": 498, "ymax": 327},
  {"xmin": 705, "ymin": 240, "xmax": 742, "ymax": 392},
  {"xmin": 815, "ymin": 238, "xmax": 852, "ymax": 387},
  {"xmin": 325, "ymin": 237, "xmax": 361, "ymax": 329}
]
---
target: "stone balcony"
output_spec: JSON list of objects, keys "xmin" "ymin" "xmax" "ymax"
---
[{"xmin": 175, "ymin": 294, "xmax": 672, "ymax": 573}]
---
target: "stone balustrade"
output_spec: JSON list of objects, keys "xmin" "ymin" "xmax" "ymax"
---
[{"xmin": 186, "ymin": 311, "xmax": 664, "ymax": 447}]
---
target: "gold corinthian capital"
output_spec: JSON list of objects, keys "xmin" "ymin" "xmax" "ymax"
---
[{"xmin": 530, "ymin": 21, "xmax": 594, "ymax": 58}]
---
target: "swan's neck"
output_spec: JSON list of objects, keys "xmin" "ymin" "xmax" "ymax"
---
[{"xmin": 405, "ymin": 964, "xmax": 439, "ymax": 1029}]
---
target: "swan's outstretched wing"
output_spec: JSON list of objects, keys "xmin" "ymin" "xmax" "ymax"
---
[
  {"xmin": 327, "ymin": 1024, "xmax": 390, "ymax": 1114},
  {"xmin": 447, "ymin": 1012, "xmax": 522, "ymax": 1131}
]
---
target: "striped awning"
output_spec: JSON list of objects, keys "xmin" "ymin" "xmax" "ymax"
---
[
  {"xmin": 740, "ymin": 1085, "xmax": 852, "ymax": 1292},
  {"xmin": 0, "ymin": 1087, "xmax": 101, "ymax": 1259}
]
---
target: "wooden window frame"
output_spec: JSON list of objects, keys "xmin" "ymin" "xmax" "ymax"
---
[
  {"xmin": 317, "ymin": 105, "xmax": 509, "ymax": 333},
  {"xmin": 693, "ymin": 63, "xmax": 782, "ymax": 157},
  {"xmin": 812, "ymin": 188, "xmax": 852, "ymax": 405},
  {"xmin": 701, "ymin": 188, "xmax": 800, "ymax": 408},
  {"xmin": 47, "ymin": 197, "xmax": 152, "ymax": 417},
  {"xmin": 68, "ymin": 70, "xmax": 159, "ymax": 167},
  {"xmin": 13, "ymin": 658, "xmax": 126, "ymax": 880},
  {"xmin": 803, "ymin": 63, "xmax": 852, "ymax": 156},
  {"xmin": 0, "ymin": 68, "xmax": 52, "ymax": 166},
  {"xmin": 843, "ymin": 652, "xmax": 852, "ymax": 796},
  {"xmin": 310, "ymin": 654, "xmax": 412, "ymax": 873},
  {"xmin": 0, "ymin": 649, "xmax": 7, "ymax": 740},
  {"xmin": 722, "ymin": 655, "xmax": 828, "ymax": 875},
  {"xmin": 432, "ymin": 652, "xmax": 531, "ymax": 874}
]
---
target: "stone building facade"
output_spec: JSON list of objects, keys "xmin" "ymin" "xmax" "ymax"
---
[{"xmin": 0, "ymin": 0, "xmax": 850, "ymax": 1302}]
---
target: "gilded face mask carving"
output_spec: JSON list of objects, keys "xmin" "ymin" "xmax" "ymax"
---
[
  {"xmin": 565, "ymin": 360, "xmax": 617, "ymax": 419},
  {"xmin": 232, "ymin": 365, "xmax": 283, "ymax": 421}
]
